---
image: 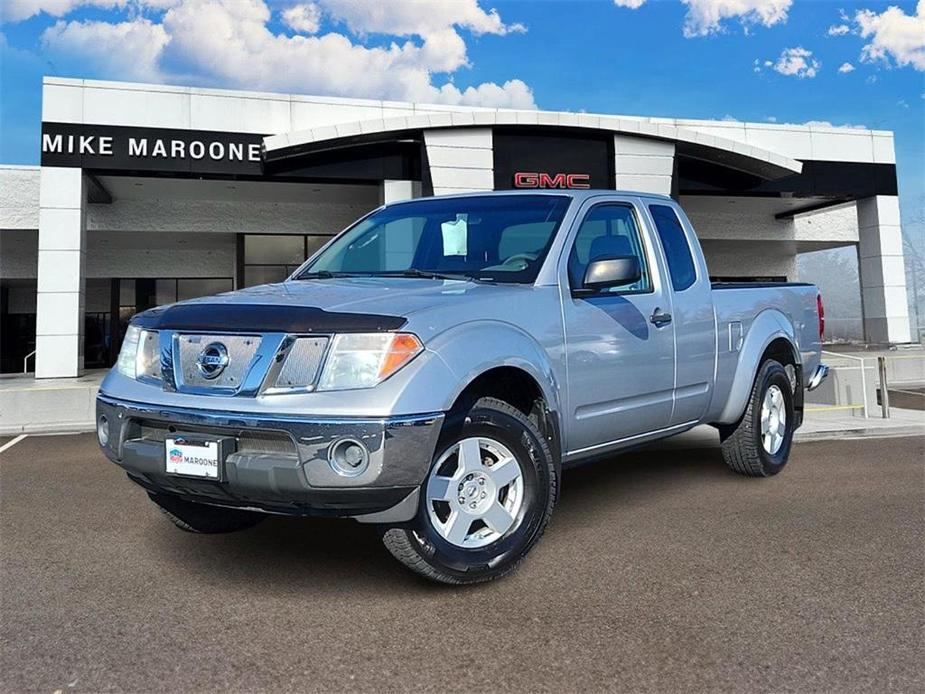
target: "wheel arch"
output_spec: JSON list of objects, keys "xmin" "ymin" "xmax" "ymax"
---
[
  {"xmin": 427, "ymin": 321, "xmax": 564, "ymax": 467},
  {"xmin": 715, "ymin": 309, "xmax": 802, "ymax": 425}
]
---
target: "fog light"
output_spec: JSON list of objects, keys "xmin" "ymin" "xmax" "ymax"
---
[
  {"xmin": 328, "ymin": 438, "xmax": 369, "ymax": 477},
  {"xmin": 97, "ymin": 415, "xmax": 110, "ymax": 447}
]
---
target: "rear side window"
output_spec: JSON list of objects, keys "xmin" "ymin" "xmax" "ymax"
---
[{"xmin": 649, "ymin": 204, "xmax": 696, "ymax": 291}]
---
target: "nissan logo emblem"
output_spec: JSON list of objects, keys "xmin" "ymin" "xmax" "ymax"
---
[{"xmin": 196, "ymin": 342, "xmax": 229, "ymax": 380}]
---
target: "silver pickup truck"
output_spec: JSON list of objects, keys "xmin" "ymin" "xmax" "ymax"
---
[{"xmin": 97, "ymin": 190, "xmax": 828, "ymax": 584}]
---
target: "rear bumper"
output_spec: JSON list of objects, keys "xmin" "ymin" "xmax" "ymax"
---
[
  {"xmin": 806, "ymin": 363, "xmax": 829, "ymax": 391},
  {"xmin": 96, "ymin": 394, "xmax": 443, "ymax": 521}
]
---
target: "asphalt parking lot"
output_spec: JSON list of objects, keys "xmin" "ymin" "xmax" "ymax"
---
[{"xmin": 1, "ymin": 433, "xmax": 923, "ymax": 693}]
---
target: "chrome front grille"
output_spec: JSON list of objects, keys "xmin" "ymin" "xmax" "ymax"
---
[
  {"xmin": 176, "ymin": 334, "xmax": 261, "ymax": 389},
  {"xmin": 274, "ymin": 337, "xmax": 329, "ymax": 389}
]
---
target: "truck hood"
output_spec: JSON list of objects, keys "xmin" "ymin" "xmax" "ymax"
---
[{"xmin": 132, "ymin": 277, "xmax": 532, "ymax": 335}]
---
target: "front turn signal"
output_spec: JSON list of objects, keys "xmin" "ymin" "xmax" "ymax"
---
[{"xmin": 379, "ymin": 333, "xmax": 424, "ymax": 381}]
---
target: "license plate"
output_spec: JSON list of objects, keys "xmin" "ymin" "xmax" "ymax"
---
[{"xmin": 165, "ymin": 437, "xmax": 222, "ymax": 479}]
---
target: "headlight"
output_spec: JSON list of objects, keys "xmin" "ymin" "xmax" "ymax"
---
[
  {"xmin": 316, "ymin": 332, "xmax": 422, "ymax": 391},
  {"xmin": 115, "ymin": 325, "xmax": 161, "ymax": 380}
]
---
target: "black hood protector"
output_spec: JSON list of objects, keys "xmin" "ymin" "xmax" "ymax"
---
[{"xmin": 131, "ymin": 302, "xmax": 407, "ymax": 333}]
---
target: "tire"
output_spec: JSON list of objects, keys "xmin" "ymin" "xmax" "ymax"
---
[
  {"xmin": 720, "ymin": 359, "xmax": 795, "ymax": 477},
  {"xmin": 381, "ymin": 397, "xmax": 558, "ymax": 585},
  {"xmin": 148, "ymin": 492, "xmax": 266, "ymax": 534}
]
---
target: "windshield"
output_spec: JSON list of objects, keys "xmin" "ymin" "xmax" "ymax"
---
[{"xmin": 297, "ymin": 195, "xmax": 572, "ymax": 284}]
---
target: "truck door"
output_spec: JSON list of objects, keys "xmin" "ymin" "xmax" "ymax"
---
[
  {"xmin": 645, "ymin": 203, "xmax": 716, "ymax": 425},
  {"xmin": 560, "ymin": 200, "xmax": 676, "ymax": 456}
]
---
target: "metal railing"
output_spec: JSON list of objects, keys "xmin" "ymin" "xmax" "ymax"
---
[
  {"xmin": 22, "ymin": 350, "xmax": 36, "ymax": 374},
  {"xmin": 808, "ymin": 350, "xmax": 924, "ymax": 419},
  {"xmin": 817, "ymin": 350, "xmax": 869, "ymax": 418}
]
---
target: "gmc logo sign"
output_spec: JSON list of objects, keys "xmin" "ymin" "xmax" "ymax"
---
[{"xmin": 513, "ymin": 172, "xmax": 591, "ymax": 189}]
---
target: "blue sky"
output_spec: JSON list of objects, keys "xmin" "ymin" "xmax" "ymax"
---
[{"xmin": 1, "ymin": 0, "xmax": 923, "ymax": 238}]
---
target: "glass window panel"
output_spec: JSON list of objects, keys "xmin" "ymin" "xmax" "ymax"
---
[
  {"xmin": 176, "ymin": 278, "xmax": 234, "ymax": 301},
  {"xmin": 304, "ymin": 196, "xmax": 570, "ymax": 284},
  {"xmin": 568, "ymin": 205, "xmax": 650, "ymax": 293},
  {"xmin": 244, "ymin": 266, "xmax": 288, "ymax": 288},
  {"xmin": 649, "ymin": 204, "xmax": 696, "ymax": 291},
  {"xmin": 498, "ymin": 222, "xmax": 558, "ymax": 261},
  {"xmin": 155, "ymin": 279, "xmax": 177, "ymax": 307},
  {"xmin": 244, "ymin": 234, "xmax": 306, "ymax": 265},
  {"xmin": 119, "ymin": 279, "xmax": 135, "ymax": 308}
]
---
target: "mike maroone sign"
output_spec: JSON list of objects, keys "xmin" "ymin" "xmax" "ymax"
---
[{"xmin": 41, "ymin": 122, "xmax": 266, "ymax": 175}]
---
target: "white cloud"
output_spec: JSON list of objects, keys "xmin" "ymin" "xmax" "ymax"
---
[
  {"xmin": 1, "ymin": 0, "xmax": 126, "ymax": 23},
  {"xmin": 40, "ymin": 17, "xmax": 168, "ymax": 81},
  {"xmin": 800, "ymin": 120, "xmax": 867, "ymax": 130},
  {"xmin": 317, "ymin": 0, "xmax": 525, "ymax": 37},
  {"xmin": 613, "ymin": 0, "xmax": 648, "ymax": 8},
  {"xmin": 282, "ymin": 3, "xmax": 321, "ymax": 34},
  {"xmin": 37, "ymin": 0, "xmax": 536, "ymax": 108},
  {"xmin": 837, "ymin": 61, "xmax": 854, "ymax": 73},
  {"xmin": 827, "ymin": 24, "xmax": 850, "ymax": 36},
  {"xmin": 772, "ymin": 46, "xmax": 820, "ymax": 78},
  {"xmin": 855, "ymin": 1, "xmax": 925, "ymax": 71},
  {"xmin": 681, "ymin": 0, "xmax": 792, "ymax": 37}
]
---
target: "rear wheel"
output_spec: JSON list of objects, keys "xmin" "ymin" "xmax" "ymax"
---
[
  {"xmin": 148, "ymin": 492, "xmax": 266, "ymax": 534},
  {"xmin": 720, "ymin": 359, "xmax": 795, "ymax": 477},
  {"xmin": 381, "ymin": 397, "xmax": 557, "ymax": 585}
]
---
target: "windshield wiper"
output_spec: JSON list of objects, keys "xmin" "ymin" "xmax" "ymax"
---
[
  {"xmin": 391, "ymin": 269, "xmax": 488, "ymax": 283},
  {"xmin": 296, "ymin": 270, "xmax": 364, "ymax": 280}
]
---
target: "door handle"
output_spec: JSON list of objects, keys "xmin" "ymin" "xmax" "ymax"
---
[{"xmin": 650, "ymin": 309, "xmax": 672, "ymax": 327}]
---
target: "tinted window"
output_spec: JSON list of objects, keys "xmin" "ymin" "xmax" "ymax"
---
[
  {"xmin": 301, "ymin": 195, "xmax": 571, "ymax": 284},
  {"xmin": 568, "ymin": 204, "xmax": 650, "ymax": 293},
  {"xmin": 650, "ymin": 204, "xmax": 696, "ymax": 291}
]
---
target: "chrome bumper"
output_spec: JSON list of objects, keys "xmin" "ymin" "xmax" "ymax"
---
[
  {"xmin": 96, "ymin": 394, "xmax": 443, "ymax": 521},
  {"xmin": 807, "ymin": 363, "xmax": 829, "ymax": 391}
]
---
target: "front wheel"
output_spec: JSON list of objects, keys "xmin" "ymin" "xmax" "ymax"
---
[
  {"xmin": 719, "ymin": 359, "xmax": 796, "ymax": 477},
  {"xmin": 381, "ymin": 397, "xmax": 557, "ymax": 585}
]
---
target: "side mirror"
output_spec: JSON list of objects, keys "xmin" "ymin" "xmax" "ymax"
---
[{"xmin": 579, "ymin": 255, "xmax": 641, "ymax": 292}]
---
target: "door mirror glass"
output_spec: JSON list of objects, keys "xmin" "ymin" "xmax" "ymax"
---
[{"xmin": 581, "ymin": 255, "xmax": 641, "ymax": 291}]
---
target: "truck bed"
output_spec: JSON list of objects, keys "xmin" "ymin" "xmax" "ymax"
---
[{"xmin": 708, "ymin": 283, "xmax": 822, "ymax": 422}]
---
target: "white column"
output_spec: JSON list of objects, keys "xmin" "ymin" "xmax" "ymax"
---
[
  {"xmin": 856, "ymin": 195, "xmax": 912, "ymax": 344},
  {"xmin": 379, "ymin": 179, "xmax": 422, "ymax": 205},
  {"xmin": 614, "ymin": 135, "xmax": 675, "ymax": 196},
  {"xmin": 35, "ymin": 167, "xmax": 86, "ymax": 378},
  {"xmin": 423, "ymin": 128, "xmax": 494, "ymax": 195}
]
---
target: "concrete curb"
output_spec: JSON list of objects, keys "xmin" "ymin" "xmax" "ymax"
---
[
  {"xmin": 0, "ymin": 421, "xmax": 95, "ymax": 436},
  {"xmin": 795, "ymin": 426, "xmax": 925, "ymax": 442}
]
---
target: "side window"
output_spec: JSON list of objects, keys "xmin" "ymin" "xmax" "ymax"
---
[
  {"xmin": 568, "ymin": 204, "xmax": 650, "ymax": 293},
  {"xmin": 649, "ymin": 204, "xmax": 696, "ymax": 291}
]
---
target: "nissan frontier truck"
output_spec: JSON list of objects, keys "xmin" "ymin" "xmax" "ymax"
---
[{"xmin": 97, "ymin": 190, "xmax": 828, "ymax": 584}]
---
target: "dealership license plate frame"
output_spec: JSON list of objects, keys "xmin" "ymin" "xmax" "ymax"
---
[{"xmin": 164, "ymin": 434, "xmax": 235, "ymax": 481}]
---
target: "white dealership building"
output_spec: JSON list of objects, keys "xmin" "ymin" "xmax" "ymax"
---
[{"xmin": 0, "ymin": 77, "xmax": 913, "ymax": 378}]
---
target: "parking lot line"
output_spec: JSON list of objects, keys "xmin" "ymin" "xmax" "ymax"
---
[{"xmin": 0, "ymin": 434, "xmax": 27, "ymax": 455}]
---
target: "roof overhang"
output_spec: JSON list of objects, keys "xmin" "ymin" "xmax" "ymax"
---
[{"xmin": 263, "ymin": 111, "xmax": 803, "ymax": 181}]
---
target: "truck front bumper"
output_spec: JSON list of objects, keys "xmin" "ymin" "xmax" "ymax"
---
[{"xmin": 96, "ymin": 394, "xmax": 444, "ymax": 522}]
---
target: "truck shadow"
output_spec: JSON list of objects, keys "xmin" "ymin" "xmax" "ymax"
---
[{"xmin": 150, "ymin": 443, "xmax": 731, "ymax": 592}]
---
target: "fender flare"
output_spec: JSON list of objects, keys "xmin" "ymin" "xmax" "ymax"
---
[
  {"xmin": 715, "ymin": 309, "xmax": 801, "ymax": 425},
  {"xmin": 426, "ymin": 320, "xmax": 563, "ymax": 417}
]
